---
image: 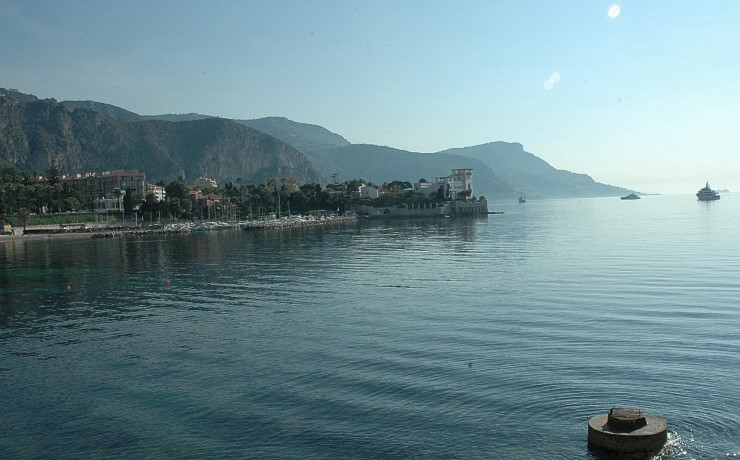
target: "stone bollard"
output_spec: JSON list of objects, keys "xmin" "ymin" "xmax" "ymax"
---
[{"xmin": 588, "ymin": 407, "xmax": 667, "ymax": 454}]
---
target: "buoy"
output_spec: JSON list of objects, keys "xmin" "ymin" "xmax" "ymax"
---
[
  {"xmin": 588, "ymin": 407, "xmax": 667, "ymax": 454},
  {"xmin": 165, "ymin": 279, "xmax": 171, "ymax": 286},
  {"xmin": 65, "ymin": 283, "xmax": 71, "ymax": 292}
]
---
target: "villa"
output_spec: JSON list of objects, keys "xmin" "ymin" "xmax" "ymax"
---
[{"xmin": 357, "ymin": 169, "xmax": 487, "ymax": 218}]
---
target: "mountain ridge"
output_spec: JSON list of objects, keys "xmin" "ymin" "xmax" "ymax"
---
[
  {"xmin": 438, "ymin": 142, "xmax": 626, "ymax": 198},
  {"xmin": 1, "ymin": 87, "xmax": 630, "ymax": 198},
  {"xmin": 1, "ymin": 88, "xmax": 322, "ymax": 184}
]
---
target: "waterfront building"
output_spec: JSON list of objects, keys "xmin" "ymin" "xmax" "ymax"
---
[
  {"xmin": 440, "ymin": 168, "xmax": 474, "ymax": 199},
  {"xmin": 357, "ymin": 169, "xmax": 487, "ymax": 218},
  {"xmin": 414, "ymin": 180, "xmax": 447, "ymax": 199},
  {"xmin": 356, "ymin": 197, "xmax": 488, "ymax": 218},
  {"xmin": 414, "ymin": 169, "xmax": 474, "ymax": 200},
  {"xmin": 359, "ymin": 184, "xmax": 379, "ymax": 199},
  {"xmin": 93, "ymin": 188, "xmax": 125, "ymax": 213},
  {"xmin": 64, "ymin": 170, "xmax": 147, "ymax": 209},
  {"xmin": 146, "ymin": 184, "xmax": 166, "ymax": 202}
]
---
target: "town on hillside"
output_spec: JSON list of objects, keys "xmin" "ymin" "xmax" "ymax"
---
[{"xmin": 0, "ymin": 166, "xmax": 488, "ymax": 236}]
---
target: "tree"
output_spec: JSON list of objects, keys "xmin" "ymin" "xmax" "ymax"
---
[
  {"xmin": 123, "ymin": 187, "xmax": 138, "ymax": 216},
  {"xmin": 62, "ymin": 182, "xmax": 85, "ymax": 210},
  {"xmin": 62, "ymin": 196, "xmax": 82, "ymax": 212},
  {"xmin": 18, "ymin": 208, "xmax": 31, "ymax": 232},
  {"xmin": 289, "ymin": 191, "xmax": 310, "ymax": 215},
  {"xmin": 385, "ymin": 181, "xmax": 412, "ymax": 193},
  {"xmin": 168, "ymin": 197, "xmax": 182, "ymax": 219},
  {"xmin": 457, "ymin": 189, "xmax": 472, "ymax": 201},
  {"xmin": 165, "ymin": 178, "xmax": 190, "ymax": 200},
  {"xmin": 140, "ymin": 193, "xmax": 166, "ymax": 222},
  {"xmin": 47, "ymin": 162, "xmax": 60, "ymax": 186},
  {"xmin": 46, "ymin": 183, "xmax": 61, "ymax": 213}
]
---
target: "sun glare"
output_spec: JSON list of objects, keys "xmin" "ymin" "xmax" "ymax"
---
[
  {"xmin": 608, "ymin": 4, "xmax": 621, "ymax": 19},
  {"xmin": 544, "ymin": 72, "xmax": 561, "ymax": 91}
]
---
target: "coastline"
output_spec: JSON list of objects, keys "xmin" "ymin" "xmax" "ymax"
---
[
  {"xmin": 0, "ymin": 225, "xmax": 190, "ymax": 245},
  {"xmin": 1, "ymin": 215, "xmax": 359, "ymax": 244},
  {"xmin": 0, "ymin": 232, "xmax": 101, "ymax": 244}
]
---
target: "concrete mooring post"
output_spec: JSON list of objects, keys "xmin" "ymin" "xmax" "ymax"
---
[{"xmin": 588, "ymin": 407, "xmax": 668, "ymax": 454}]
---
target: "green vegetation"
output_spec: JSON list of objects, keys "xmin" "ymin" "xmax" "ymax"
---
[
  {"xmin": 219, "ymin": 178, "xmax": 343, "ymax": 219},
  {"xmin": 0, "ymin": 164, "xmax": 85, "ymax": 217},
  {"xmin": 4, "ymin": 212, "xmax": 112, "ymax": 227},
  {"xmin": 1, "ymin": 163, "xmax": 479, "ymax": 226}
]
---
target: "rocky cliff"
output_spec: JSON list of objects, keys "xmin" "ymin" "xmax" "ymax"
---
[{"xmin": 0, "ymin": 89, "xmax": 322, "ymax": 184}]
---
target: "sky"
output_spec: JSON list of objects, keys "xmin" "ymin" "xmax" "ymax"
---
[{"xmin": 1, "ymin": 0, "xmax": 739, "ymax": 194}]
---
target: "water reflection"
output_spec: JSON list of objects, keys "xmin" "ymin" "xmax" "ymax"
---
[{"xmin": 1, "ymin": 205, "xmax": 739, "ymax": 459}]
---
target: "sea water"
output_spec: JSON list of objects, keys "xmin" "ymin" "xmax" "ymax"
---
[{"xmin": 1, "ymin": 195, "xmax": 739, "ymax": 459}]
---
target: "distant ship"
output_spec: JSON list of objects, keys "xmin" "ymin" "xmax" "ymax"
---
[
  {"xmin": 696, "ymin": 182, "xmax": 720, "ymax": 201},
  {"xmin": 620, "ymin": 193, "xmax": 640, "ymax": 200},
  {"xmin": 518, "ymin": 196, "xmax": 526, "ymax": 203}
]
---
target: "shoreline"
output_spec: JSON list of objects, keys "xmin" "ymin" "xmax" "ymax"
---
[
  {"xmin": 0, "ymin": 231, "xmax": 113, "ymax": 244},
  {"xmin": 0, "ymin": 226, "xmax": 194, "ymax": 245},
  {"xmin": 0, "ymin": 216, "xmax": 359, "ymax": 244}
]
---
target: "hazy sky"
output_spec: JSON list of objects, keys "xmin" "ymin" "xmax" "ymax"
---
[{"xmin": 2, "ymin": 0, "xmax": 739, "ymax": 194}]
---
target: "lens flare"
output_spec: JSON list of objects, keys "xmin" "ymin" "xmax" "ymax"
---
[{"xmin": 544, "ymin": 72, "xmax": 561, "ymax": 91}]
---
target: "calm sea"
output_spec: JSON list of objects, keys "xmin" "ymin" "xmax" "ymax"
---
[{"xmin": 1, "ymin": 195, "xmax": 739, "ymax": 459}]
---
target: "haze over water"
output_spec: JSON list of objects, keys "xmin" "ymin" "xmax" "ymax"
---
[{"xmin": 1, "ymin": 195, "xmax": 739, "ymax": 459}]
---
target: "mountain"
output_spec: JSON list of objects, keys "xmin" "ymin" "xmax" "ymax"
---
[
  {"xmin": 0, "ymin": 88, "xmax": 39, "ymax": 104},
  {"xmin": 62, "ymin": 100, "xmax": 142, "ymax": 122},
  {"xmin": 61, "ymin": 102, "xmax": 213, "ymax": 124},
  {"xmin": 139, "ymin": 114, "xmax": 353, "ymax": 153},
  {"xmin": 305, "ymin": 144, "xmax": 513, "ymax": 198},
  {"xmin": 238, "ymin": 117, "xmax": 351, "ymax": 154},
  {"xmin": 141, "ymin": 113, "xmax": 213, "ymax": 122},
  {"xmin": 2, "ymin": 87, "xmax": 632, "ymax": 198},
  {"xmin": 439, "ymin": 142, "xmax": 628, "ymax": 198},
  {"xmin": 231, "ymin": 117, "xmax": 629, "ymax": 199},
  {"xmin": 0, "ymin": 88, "xmax": 322, "ymax": 184}
]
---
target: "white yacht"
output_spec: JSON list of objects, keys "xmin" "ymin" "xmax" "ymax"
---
[{"xmin": 696, "ymin": 182, "xmax": 720, "ymax": 201}]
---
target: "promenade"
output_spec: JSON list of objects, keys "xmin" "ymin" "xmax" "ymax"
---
[{"xmin": 1, "ymin": 215, "xmax": 358, "ymax": 244}]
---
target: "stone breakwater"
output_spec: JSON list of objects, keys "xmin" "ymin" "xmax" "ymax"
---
[
  {"xmin": 91, "ymin": 221, "xmax": 236, "ymax": 238},
  {"xmin": 94, "ymin": 216, "xmax": 359, "ymax": 237},
  {"xmin": 5, "ymin": 217, "xmax": 359, "ymax": 241},
  {"xmin": 91, "ymin": 228, "xmax": 191, "ymax": 239}
]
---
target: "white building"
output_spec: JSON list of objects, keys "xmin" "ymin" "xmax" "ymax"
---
[
  {"xmin": 147, "ymin": 184, "xmax": 166, "ymax": 202},
  {"xmin": 439, "ymin": 168, "xmax": 474, "ymax": 199},
  {"xmin": 94, "ymin": 188, "xmax": 125, "ymax": 213},
  {"xmin": 414, "ymin": 169, "xmax": 474, "ymax": 200},
  {"xmin": 356, "ymin": 169, "xmax": 486, "ymax": 217},
  {"xmin": 359, "ymin": 184, "xmax": 379, "ymax": 199},
  {"xmin": 414, "ymin": 180, "xmax": 447, "ymax": 199}
]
